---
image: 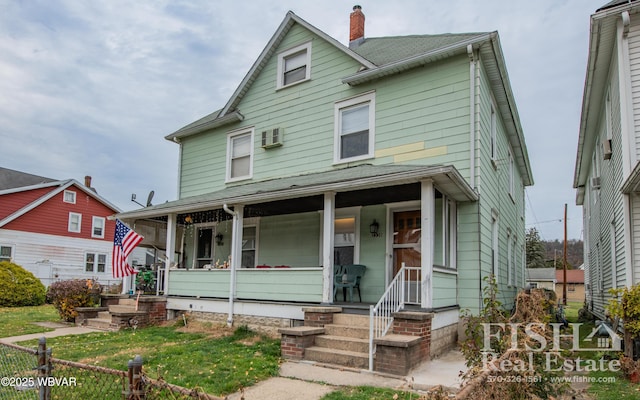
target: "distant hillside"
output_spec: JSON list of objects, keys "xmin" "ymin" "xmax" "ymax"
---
[{"xmin": 542, "ymin": 239, "xmax": 583, "ymax": 269}]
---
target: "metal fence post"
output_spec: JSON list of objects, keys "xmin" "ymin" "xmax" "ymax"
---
[
  {"xmin": 37, "ymin": 337, "xmax": 51, "ymax": 400},
  {"xmin": 127, "ymin": 355, "xmax": 144, "ymax": 399}
]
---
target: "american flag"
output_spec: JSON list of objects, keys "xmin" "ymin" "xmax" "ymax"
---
[{"xmin": 112, "ymin": 219, "xmax": 144, "ymax": 278}]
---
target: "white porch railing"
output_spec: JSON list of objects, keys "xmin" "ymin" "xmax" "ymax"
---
[{"xmin": 368, "ymin": 264, "xmax": 421, "ymax": 371}]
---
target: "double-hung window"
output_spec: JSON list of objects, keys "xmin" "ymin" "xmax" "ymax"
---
[
  {"xmin": 85, "ymin": 253, "xmax": 107, "ymax": 273},
  {"xmin": 334, "ymin": 92, "xmax": 375, "ymax": 163},
  {"xmin": 92, "ymin": 216, "xmax": 105, "ymax": 238},
  {"xmin": 0, "ymin": 245, "xmax": 13, "ymax": 262},
  {"xmin": 277, "ymin": 42, "xmax": 311, "ymax": 89},
  {"xmin": 68, "ymin": 212, "xmax": 82, "ymax": 233},
  {"xmin": 226, "ymin": 129, "xmax": 254, "ymax": 182},
  {"xmin": 63, "ymin": 190, "xmax": 76, "ymax": 204}
]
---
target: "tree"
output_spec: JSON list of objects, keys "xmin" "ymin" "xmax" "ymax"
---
[{"xmin": 525, "ymin": 227, "xmax": 546, "ymax": 268}]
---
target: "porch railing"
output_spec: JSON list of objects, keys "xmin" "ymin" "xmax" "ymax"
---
[{"xmin": 368, "ymin": 263, "xmax": 421, "ymax": 371}]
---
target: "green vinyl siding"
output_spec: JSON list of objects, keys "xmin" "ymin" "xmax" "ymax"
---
[
  {"xmin": 432, "ymin": 271, "xmax": 457, "ymax": 308},
  {"xmin": 178, "ymin": 22, "xmax": 473, "ymax": 198}
]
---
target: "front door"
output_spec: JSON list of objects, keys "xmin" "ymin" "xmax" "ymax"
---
[{"xmin": 392, "ymin": 210, "xmax": 422, "ymax": 303}]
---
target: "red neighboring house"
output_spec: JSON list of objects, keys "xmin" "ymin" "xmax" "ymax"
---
[{"xmin": 0, "ymin": 167, "xmax": 121, "ymax": 286}]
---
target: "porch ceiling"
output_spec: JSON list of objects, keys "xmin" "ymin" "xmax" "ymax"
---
[{"xmin": 115, "ymin": 164, "xmax": 477, "ymax": 221}]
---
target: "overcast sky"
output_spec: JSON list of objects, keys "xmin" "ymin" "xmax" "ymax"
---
[{"xmin": 0, "ymin": 0, "xmax": 606, "ymax": 241}]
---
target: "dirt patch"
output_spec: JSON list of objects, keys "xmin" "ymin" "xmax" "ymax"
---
[{"xmin": 172, "ymin": 319, "xmax": 234, "ymax": 339}]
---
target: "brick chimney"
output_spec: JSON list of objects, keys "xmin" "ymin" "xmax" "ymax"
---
[
  {"xmin": 349, "ymin": 5, "xmax": 365, "ymax": 47},
  {"xmin": 84, "ymin": 175, "xmax": 92, "ymax": 188}
]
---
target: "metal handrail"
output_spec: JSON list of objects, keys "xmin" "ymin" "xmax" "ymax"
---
[{"xmin": 368, "ymin": 264, "xmax": 421, "ymax": 370}]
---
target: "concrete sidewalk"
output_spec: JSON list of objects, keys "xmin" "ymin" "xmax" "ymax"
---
[{"xmin": 0, "ymin": 323, "xmax": 101, "ymax": 344}]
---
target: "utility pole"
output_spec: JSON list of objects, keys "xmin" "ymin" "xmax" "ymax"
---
[{"xmin": 563, "ymin": 203, "xmax": 568, "ymax": 306}]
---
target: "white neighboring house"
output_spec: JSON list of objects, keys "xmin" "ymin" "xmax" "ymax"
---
[
  {"xmin": 574, "ymin": 0, "xmax": 640, "ymax": 318},
  {"xmin": 0, "ymin": 167, "xmax": 121, "ymax": 287},
  {"xmin": 525, "ymin": 268, "xmax": 557, "ymax": 291}
]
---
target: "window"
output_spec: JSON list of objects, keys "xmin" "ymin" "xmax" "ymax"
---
[
  {"xmin": 490, "ymin": 102, "xmax": 497, "ymax": 162},
  {"xmin": 277, "ymin": 42, "xmax": 311, "ymax": 89},
  {"xmin": 242, "ymin": 226, "xmax": 257, "ymax": 268},
  {"xmin": 568, "ymin": 283, "xmax": 576, "ymax": 292},
  {"xmin": 491, "ymin": 210, "xmax": 499, "ymax": 282},
  {"xmin": 508, "ymin": 149, "xmax": 514, "ymax": 197},
  {"xmin": 529, "ymin": 282, "xmax": 538, "ymax": 289},
  {"xmin": 63, "ymin": 190, "xmax": 76, "ymax": 204},
  {"xmin": 334, "ymin": 217, "xmax": 356, "ymax": 265},
  {"xmin": 85, "ymin": 253, "xmax": 107, "ymax": 273},
  {"xmin": 68, "ymin": 212, "xmax": 82, "ymax": 233},
  {"xmin": 334, "ymin": 92, "xmax": 375, "ymax": 163},
  {"xmin": 434, "ymin": 191, "xmax": 456, "ymax": 268},
  {"xmin": 226, "ymin": 129, "xmax": 254, "ymax": 182},
  {"xmin": 195, "ymin": 227, "xmax": 215, "ymax": 268},
  {"xmin": 0, "ymin": 245, "xmax": 13, "ymax": 262},
  {"xmin": 92, "ymin": 217, "xmax": 105, "ymax": 238}
]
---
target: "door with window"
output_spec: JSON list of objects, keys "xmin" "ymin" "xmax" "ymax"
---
[{"xmin": 392, "ymin": 210, "xmax": 422, "ymax": 301}]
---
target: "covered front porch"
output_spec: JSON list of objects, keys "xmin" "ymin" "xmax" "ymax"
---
[{"xmin": 116, "ymin": 164, "xmax": 478, "ymax": 321}]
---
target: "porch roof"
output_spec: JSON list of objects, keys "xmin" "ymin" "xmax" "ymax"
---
[{"xmin": 115, "ymin": 164, "xmax": 477, "ymax": 220}]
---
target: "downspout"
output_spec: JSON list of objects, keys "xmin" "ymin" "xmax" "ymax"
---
[
  {"xmin": 223, "ymin": 204, "xmax": 237, "ymax": 327},
  {"xmin": 467, "ymin": 44, "xmax": 477, "ymax": 189}
]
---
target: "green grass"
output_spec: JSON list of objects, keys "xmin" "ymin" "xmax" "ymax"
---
[
  {"xmin": 320, "ymin": 386, "xmax": 422, "ymax": 400},
  {"xmin": 17, "ymin": 324, "xmax": 280, "ymax": 396},
  {"xmin": 0, "ymin": 304, "xmax": 61, "ymax": 337}
]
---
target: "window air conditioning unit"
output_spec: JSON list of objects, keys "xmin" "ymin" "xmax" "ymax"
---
[
  {"xmin": 591, "ymin": 176, "xmax": 601, "ymax": 190},
  {"xmin": 261, "ymin": 128, "xmax": 283, "ymax": 149},
  {"xmin": 602, "ymin": 139, "xmax": 612, "ymax": 160}
]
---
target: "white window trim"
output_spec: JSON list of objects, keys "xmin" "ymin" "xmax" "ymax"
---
[
  {"xmin": 334, "ymin": 91, "xmax": 376, "ymax": 164},
  {"xmin": 225, "ymin": 128, "xmax": 255, "ymax": 183},
  {"xmin": 68, "ymin": 212, "xmax": 82, "ymax": 233},
  {"xmin": 491, "ymin": 210, "xmax": 499, "ymax": 283},
  {"xmin": 508, "ymin": 148, "xmax": 514, "ymax": 198},
  {"xmin": 276, "ymin": 41, "xmax": 312, "ymax": 89},
  {"xmin": 0, "ymin": 244, "xmax": 14, "ymax": 262},
  {"xmin": 63, "ymin": 190, "xmax": 76, "ymax": 204},
  {"xmin": 92, "ymin": 216, "xmax": 106, "ymax": 239},
  {"xmin": 85, "ymin": 252, "xmax": 108, "ymax": 273},
  {"xmin": 490, "ymin": 101, "xmax": 497, "ymax": 163}
]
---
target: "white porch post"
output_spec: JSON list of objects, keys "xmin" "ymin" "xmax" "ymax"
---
[
  {"xmin": 322, "ymin": 192, "xmax": 336, "ymax": 303},
  {"xmin": 164, "ymin": 213, "xmax": 177, "ymax": 296},
  {"xmin": 420, "ymin": 180, "xmax": 434, "ymax": 309},
  {"xmin": 226, "ymin": 204, "xmax": 244, "ymax": 326}
]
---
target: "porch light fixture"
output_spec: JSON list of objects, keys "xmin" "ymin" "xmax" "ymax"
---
[
  {"xmin": 215, "ymin": 233, "xmax": 224, "ymax": 246},
  {"xmin": 369, "ymin": 220, "xmax": 380, "ymax": 237}
]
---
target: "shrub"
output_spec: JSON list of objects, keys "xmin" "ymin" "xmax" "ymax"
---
[
  {"xmin": 46, "ymin": 279, "xmax": 98, "ymax": 322},
  {"xmin": 0, "ymin": 261, "xmax": 46, "ymax": 307}
]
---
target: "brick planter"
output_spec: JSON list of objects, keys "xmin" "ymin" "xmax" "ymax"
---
[
  {"xmin": 302, "ymin": 306, "xmax": 342, "ymax": 327},
  {"xmin": 391, "ymin": 311, "xmax": 433, "ymax": 359},
  {"xmin": 374, "ymin": 334, "xmax": 423, "ymax": 375},
  {"xmin": 278, "ymin": 327, "xmax": 324, "ymax": 359}
]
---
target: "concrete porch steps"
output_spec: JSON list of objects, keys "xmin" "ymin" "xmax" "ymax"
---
[
  {"xmin": 303, "ymin": 312, "xmax": 371, "ymax": 369},
  {"xmin": 83, "ymin": 299, "xmax": 145, "ymax": 331}
]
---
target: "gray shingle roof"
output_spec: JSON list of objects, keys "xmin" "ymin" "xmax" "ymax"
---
[
  {"xmin": 0, "ymin": 167, "xmax": 56, "ymax": 190},
  {"xmin": 526, "ymin": 268, "xmax": 556, "ymax": 281},
  {"xmin": 351, "ymin": 33, "xmax": 487, "ymax": 66}
]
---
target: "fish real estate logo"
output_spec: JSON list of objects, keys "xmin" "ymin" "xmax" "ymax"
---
[{"xmin": 480, "ymin": 322, "xmax": 623, "ymax": 373}]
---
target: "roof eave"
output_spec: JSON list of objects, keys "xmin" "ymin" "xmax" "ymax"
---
[
  {"xmin": 165, "ymin": 111, "xmax": 244, "ymax": 141},
  {"xmin": 115, "ymin": 165, "xmax": 478, "ymax": 221}
]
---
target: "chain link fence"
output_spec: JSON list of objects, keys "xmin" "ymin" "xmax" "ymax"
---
[{"xmin": 0, "ymin": 338, "xmax": 223, "ymax": 400}]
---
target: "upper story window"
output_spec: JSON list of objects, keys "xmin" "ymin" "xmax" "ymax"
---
[
  {"xmin": 68, "ymin": 212, "xmax": 82, "ymax": 233},
  {"xmin": 334, "ymin": 92, "xmax": 376, "ymax": 164},
  {"xmin": 64, "ymin": 190, "xmax": 76, "ymax": 204},
  {"xmin": 277, "ymin": 42, "xmax": 311, "ymax": 89},
  {"xmin": 226, "ymin": 128, "xmax": 254, "ymax": 182},
  {"xmin": 92, "ymin": 216, "xmax": 105, "ymax": 238}
]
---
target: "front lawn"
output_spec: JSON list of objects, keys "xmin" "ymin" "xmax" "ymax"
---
[
  {"xmin": 17, "ymin": 322, "xmax": 280, "ymax": 396},
  {"xmin": 0, "ymin": 304, "xmax": 61, "ymax": 337}
]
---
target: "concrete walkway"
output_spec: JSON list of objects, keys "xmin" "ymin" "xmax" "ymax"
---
[{"xmin": 0, "ymin": 325, "xmax": 466, "ymax": 400}]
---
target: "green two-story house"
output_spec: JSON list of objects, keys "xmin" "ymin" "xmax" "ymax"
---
[{"xmin": 117, "ymin": 7, "xmax": 532, "ymax": 355}]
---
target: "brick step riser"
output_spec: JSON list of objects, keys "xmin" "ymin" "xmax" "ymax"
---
[
  {"xmin": 314, "ymin": 336, "xmax": 369, "ymax": 353},
  {"xmin": 332, "ymin": 314, "xmax": 370, "ymax": 327},
  {"xmin": 324, "ymin": 325, "xmax": 369, "ymax": 339},
  {"xmin": 304, "ymin": 347, "xmax": 369, "ymax": 369},
  {"xmin": 118, "ymin": 298, "xmax": 137, "ymax": 306}
]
